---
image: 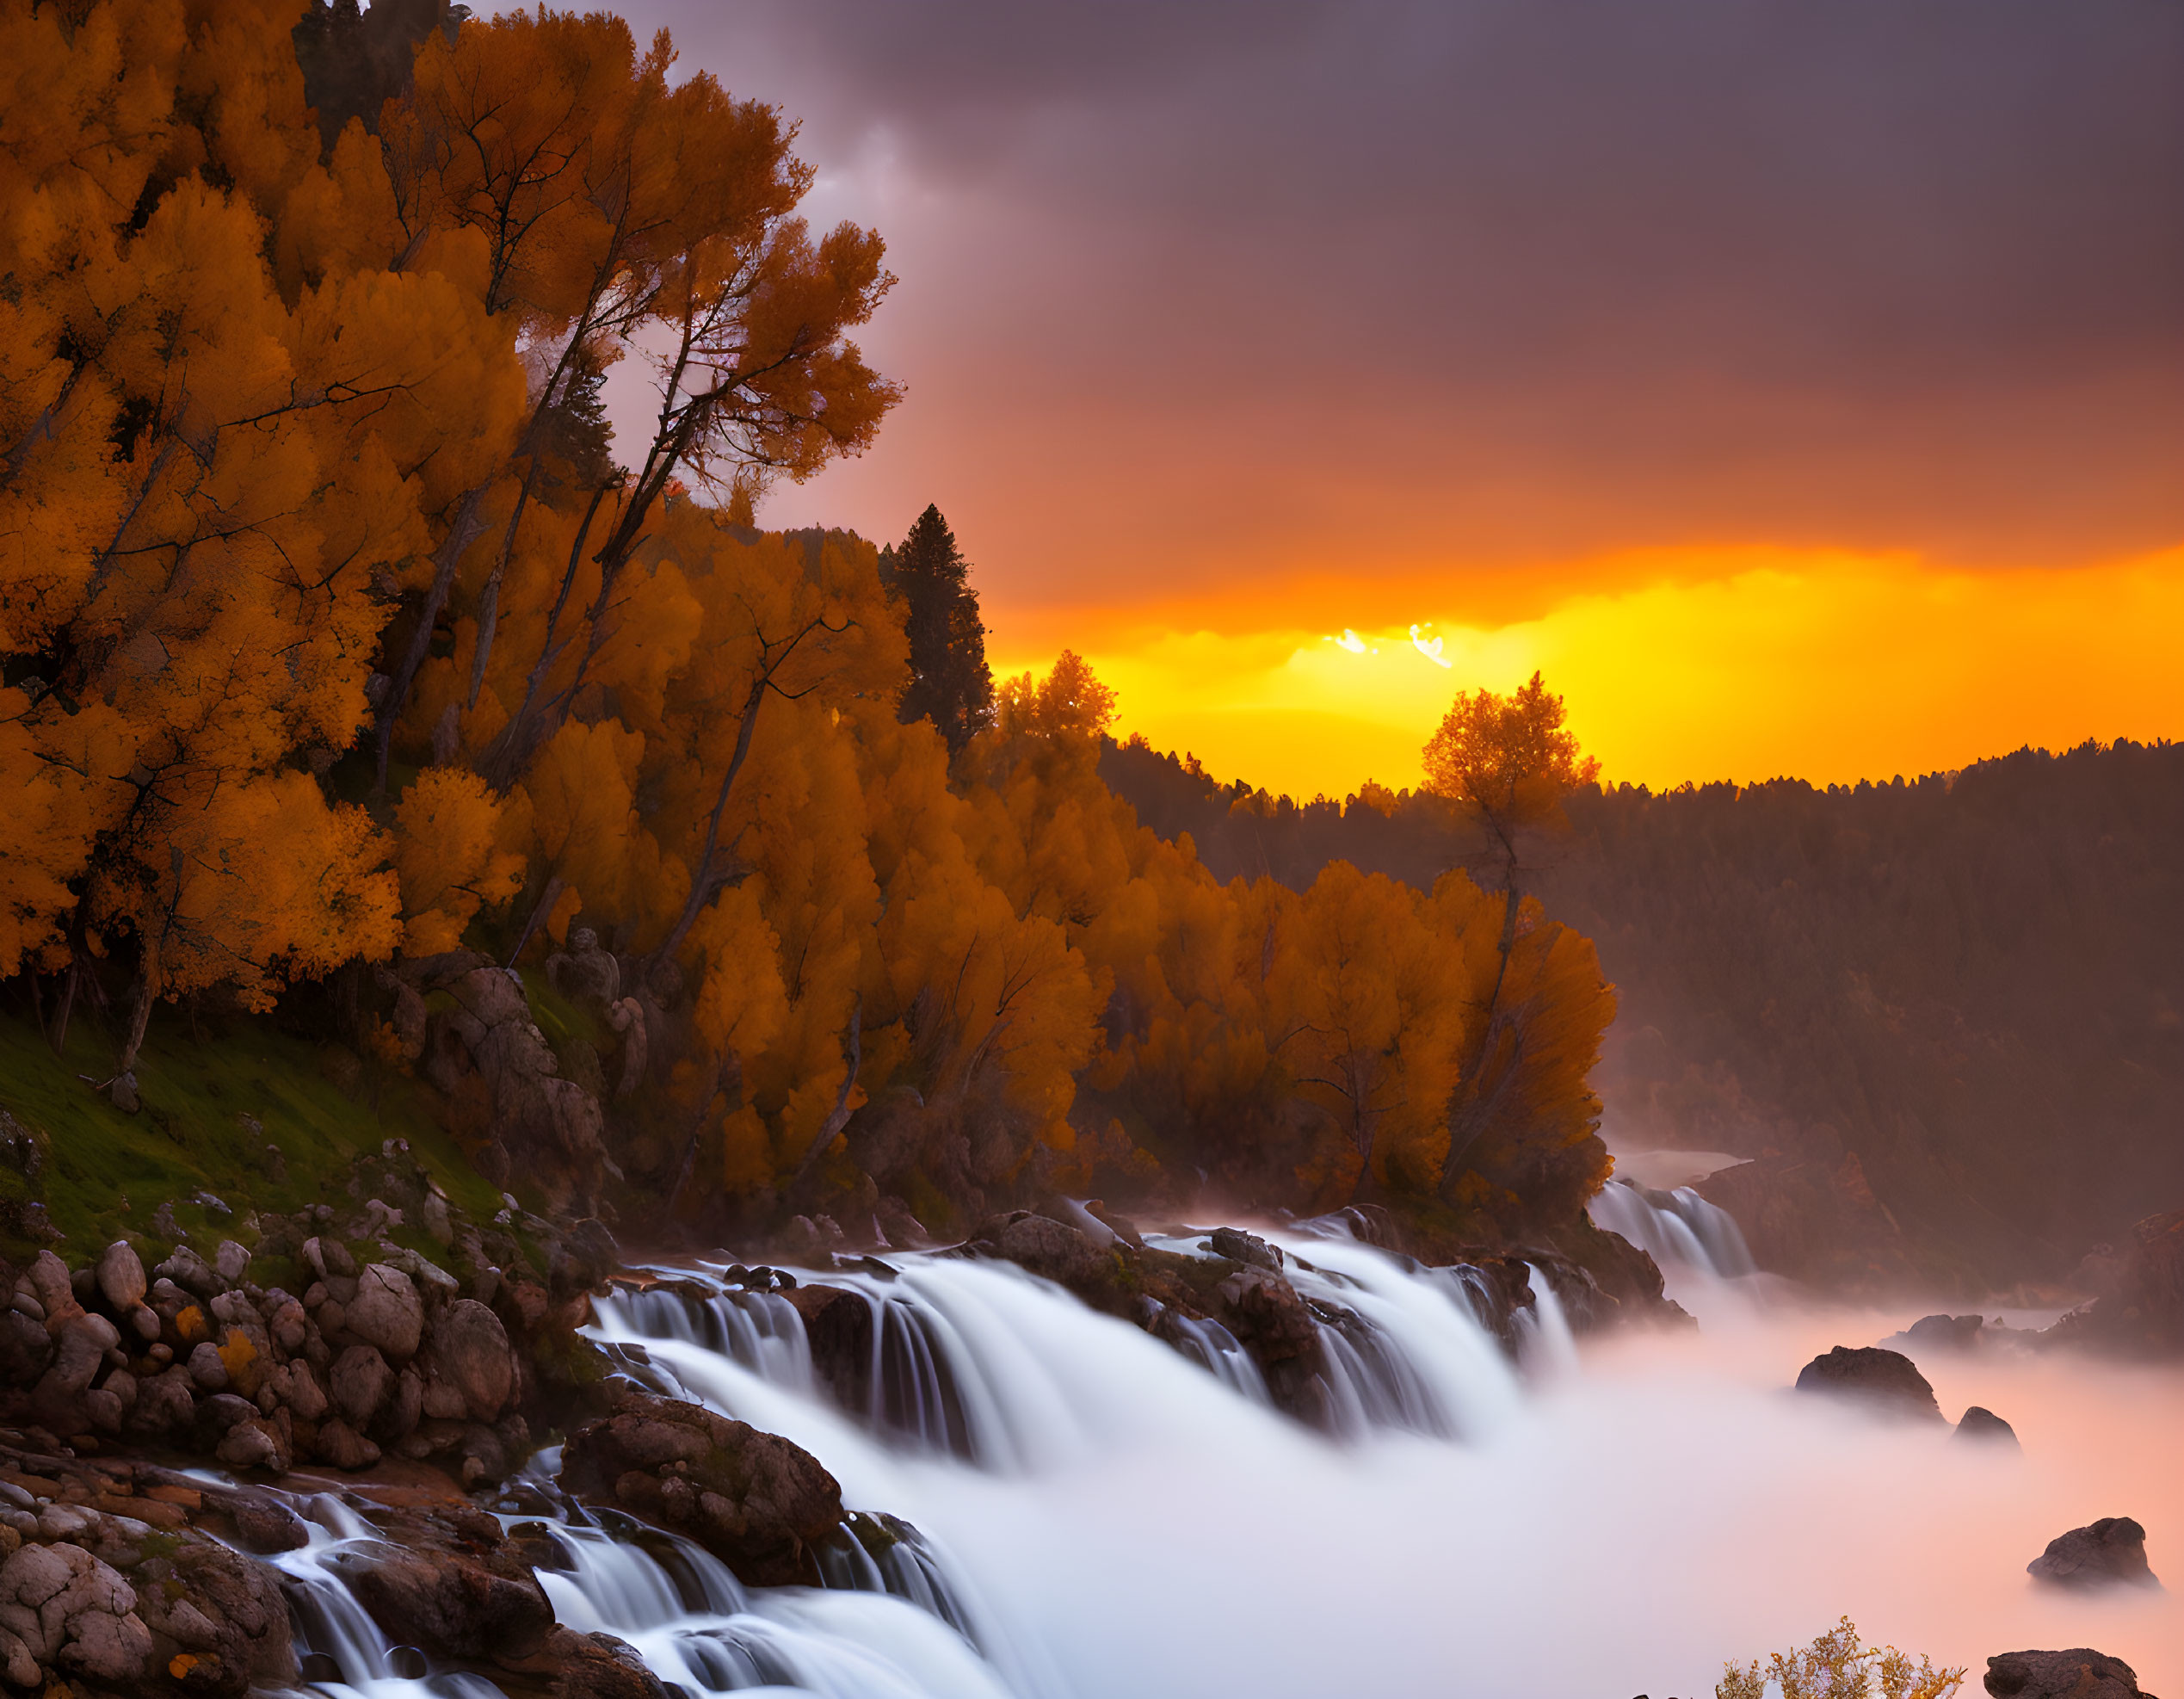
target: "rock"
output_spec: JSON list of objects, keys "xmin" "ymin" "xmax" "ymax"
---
[
  {"xmin": 156, "ymin": 1245, "xmax": 224, "ymax": 1298},
  {"xmin": 135, "ymin": 1537, "xmax": 298, "ymax": 1696},
  {"xmin": 544, "ymin": 1627, "xmax": 673, "ymax": 1699},
  {"xmin": 329, "ymin": 1345, "xmax": 392, "ymax": 1428},
  {"xmin": 108, "ymin": 1071, "xmax": 139, "ymax": 1113},
  {"xmin": 1984, "ymin": 1648, "xmax": 2152, "ymax": 1697},
  {"xmin": 22, "ymin": 1251, "xmax": 81, "ymax": 1329},
  {"xmin": 784, "ymin": 1284, "xmax": 876, "ymax": 1411},
  {"xmin": 2045, "ymin": 1206, "xmax": 2184, "ymax": 1354},
  {"xmin": 231, "ymin": 1498, "xmax": 309, "ymax": 1554},
  {"xmin": 313, "ymin": 1418, "xmax": 381, "ymax": 1471},
  {"xmin": 1792, "ymin": 1346, "xmax": 1944, "ymax": 1421},
  {"xmin": 1207, "ymin": 1226, "xmax": 1284, "ymax": 1271},
  {"xmin": 0, "ymin": 1312, "xmax": 50, "ymax": 1387},
  {"xmin": 425, "ymin": 1300, "xmax": 516, "ymax": 1421},
  {"xmin": 213, "ymin": 1239, "xmax": 251, "ymax": 1285},
  {"xmin": 2027, "ymin": 1517, "xmax": 2160, "ymax": 1591},
  {"xmin": 346, "ymin": 1264, "xmax": 423, "ymax": 1360},
  {"xmin": 1955, "ymin": 1406, "xmax": 2020, "ymax": 1448},
  {"xmin": 559, "ymin": 1388, "xmax": 845, "ymax": 1586},
  {"xmin": 95, "ymin": 1241, "xmax": 147, "ymax": 1313},
  {"xmin": 127, "ymin": 1366, "xmax": 198, "ymax": 1436},
  {"xmin": 1896, "ymin": 1313, "xmax": 1989, "ymax": 1353},
  {"xmin": 214, "ymin": 1417, "xmax": 288, "ymax": 1472},
  {"xmin": 0, "ymin": 1539, "xmax": 152, "ymax": 1688},
  {"xmin": 334, "ymin": 1538, "xmax": 552, "ymax": 1661},
  {"xmin": 546, "ymin": 928, "xmax": 620, "ymax": 1008},
  {"xmin": 972, "ymin": 1210, "xmax": 1117, "ymax": 1289},
  {"xmin": 188, "ymin": 1341, "xmax": 231, "ymax": 1393}
]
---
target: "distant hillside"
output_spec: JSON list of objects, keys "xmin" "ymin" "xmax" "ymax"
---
[{"xmin": 1101, "ymin": 737, "xmax": 2184, "ymax": 1292}]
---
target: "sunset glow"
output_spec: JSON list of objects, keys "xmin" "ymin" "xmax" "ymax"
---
[{"xmin": 990, "ymin": 549, "xmax": 2184, "ymax": 798}]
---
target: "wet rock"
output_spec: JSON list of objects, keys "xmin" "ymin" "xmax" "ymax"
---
[
  {"xmin": 1955, "ymin": 1406, "xmax": 2020, "ymax": 1448},
  {"xmin": 2027, "ymin": 1517, "xmax": 2160, "ymax": 1591},
  {"xmin": 784, "ymin": 1284, "xmax": 875, "ymax": 1411},
  {"xmin": 346, "ymin": 1264, "xmax": 423, "ymax": 1361},
  {"xmin": 544, "ymin": 1627, "xmax": 673, "ymax": 1699},
  {"xmin": 136, "ymin": 1536, "xmax": 298, "ymax": 1696},
  {"xmin": 560, "ymin": 1387, "xmax": 844, "ymax": 1586},
  {"xmin": 1792, "ymin": 1345, "xmax": 1944, "ymax": 1421},
  {"xmin": 1206, "ymin": 1227, "xmax": 1284, "ymax": 1271},
  {"xmin": 972, "ymin": 1210, "xmax": 1117, "ymax": 1289},
  {"xmin": 95, "ymin": 1241, "xmax": 147, "ymax": 1313},
  {"xmin": 213, "ymin": 1416, "xmax": 289, "ymax": 1472},
  {"xmin": 335, "ymin": 1537, "xmax": 553, "ymax": 1661},
  {"xmin": 1984, "ymin": 1648, "xmax": 2152, "ymax": 1697},
  {"xmin": 230, "ymin": 1497, "xmax": 310, "ymax": 1554}
]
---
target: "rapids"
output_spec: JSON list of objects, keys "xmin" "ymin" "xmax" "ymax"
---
[{"xmin": 262, "ymin": 1198, "xmax": 2182, "ymax": 1698}]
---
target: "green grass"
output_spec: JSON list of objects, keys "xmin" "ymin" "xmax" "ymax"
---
[{"xmin": 0, "ymin": 1004, "xmax": 512, "ymax": 1265}]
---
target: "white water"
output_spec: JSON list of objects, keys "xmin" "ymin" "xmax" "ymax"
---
[{"xmin": 260, "ymin": 1212, "xmax": 2183, "ymax": 1699}]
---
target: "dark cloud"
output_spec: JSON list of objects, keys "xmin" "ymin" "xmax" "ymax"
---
[{"xmin": 622, "ymin": 0, "xmax": 2184, "ymax": 602}]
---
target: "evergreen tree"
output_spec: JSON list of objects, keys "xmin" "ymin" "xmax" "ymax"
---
[{"xmin": 885, "ymin": 504, "xmax": 994, "ymax": 752}]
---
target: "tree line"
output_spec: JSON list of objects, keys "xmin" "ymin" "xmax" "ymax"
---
[{"xmin": 0, "ymin": 0, "xmax": 1617, "ymax": 1244}]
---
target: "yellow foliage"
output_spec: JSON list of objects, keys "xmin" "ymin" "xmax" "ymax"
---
[{"xmin": 394, "ymin": 769, "xmax": 525, "ymax": 955}]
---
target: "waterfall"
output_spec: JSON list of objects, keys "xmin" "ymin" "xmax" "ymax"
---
[
  {"xmin": 201, "ymin": 1214, "xmax": 2184, "ymax": 1699},
  {"xmin": 1589, "ymin": 1176, "xmax": 1756, "ymax": 1281}
]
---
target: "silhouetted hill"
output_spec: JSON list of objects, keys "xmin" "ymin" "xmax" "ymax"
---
[{"xmin": 1101, "ymin": 737, "xmax": 2184, "ymax": 1292}]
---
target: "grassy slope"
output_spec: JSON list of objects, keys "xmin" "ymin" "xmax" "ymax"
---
[{"xmin": 0, "ymin": 1004, "xmax": 514, "ymax": 1266}]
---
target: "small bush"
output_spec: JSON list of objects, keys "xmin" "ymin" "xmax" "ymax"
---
[{"xmin": 1718, "ymin": 1616, "xmax": 1965, "ymax": 1699}]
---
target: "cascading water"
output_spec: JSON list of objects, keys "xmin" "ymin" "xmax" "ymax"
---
[
  {"xmin": 1589, "ymin": 1176, "xmax": 1757, "ymax": 1281},
  {"xmin": 225, "ymin": 1215, "xmax": 2179, "ymax": 1698}
]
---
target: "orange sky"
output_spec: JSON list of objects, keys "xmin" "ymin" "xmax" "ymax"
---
[
  {"xmin": 617, "ymin": 2, "xmax": 2184, "ymax": 796},
  {"xmin": 984, "ymin": 547, "xmax": 2184, "ymax": 797}
]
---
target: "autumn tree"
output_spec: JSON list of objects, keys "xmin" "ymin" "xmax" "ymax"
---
[{"xmin": 883, "ymin": 504, "xmax": 991, "ymax": 753}]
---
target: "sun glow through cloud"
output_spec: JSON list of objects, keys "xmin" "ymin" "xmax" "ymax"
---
[{"xmin": 990, "ymin": 548, "xmax": 2184, "ymax": 800}]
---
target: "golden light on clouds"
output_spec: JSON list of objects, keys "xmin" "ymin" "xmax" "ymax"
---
[{"xmin": 989, "ymin": 549, "xmax": 2184, "ymax": 799}]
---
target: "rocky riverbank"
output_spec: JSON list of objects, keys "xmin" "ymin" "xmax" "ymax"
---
[{"xmin": 0, "ymin": 1143, "xmax": 1693, "ymax": 1696}]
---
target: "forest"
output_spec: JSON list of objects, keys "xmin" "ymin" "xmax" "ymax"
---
[
  {"xmin": 0, "ymin": 0, "xmax": 1616, "ymax": 1259},
  {"xmin": 1105, "ymin": 734, "xmax": 2184, "ymax": 1289}
]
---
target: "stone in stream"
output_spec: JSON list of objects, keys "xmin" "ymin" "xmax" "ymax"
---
[
  {"xmin": 2026, "ymin": 1517, "xmax": 2160, "ymax": 1591},
  {"xmin": 1954, "ymin": 1405, "xmax": 2020, "ymax": 1448},
  {"xmin": 558, "ymin": 1387, "xmax": 844, "ymax": 1587},
  {"xmin": 1984, "ymin": 1647, "xmax": 2156, "ymax": 1697},
  {"xmin": 1792, "ymin": 1345, "xmax": 1944, "ymax": 1421}
]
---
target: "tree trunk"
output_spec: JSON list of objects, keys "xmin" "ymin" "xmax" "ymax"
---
[
  {"xmin": 374, "ymin": 485, "xmax": 490, "ymax": 791},
  {"xmin": 47, "ymin": 957, "xmax": 77, "ymax": 1059},
  {"xmin": 789, "ymin": 997, "xmax": 863, "ymax": 1199},
  {"xmin": 117, "ymin": 955, "xmax": 157, "ymax": 1076}
]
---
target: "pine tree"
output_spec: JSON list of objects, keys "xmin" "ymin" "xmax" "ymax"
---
[{"xmin": 885, "ymin": 505, "xmax": 993, "ymax": 753}]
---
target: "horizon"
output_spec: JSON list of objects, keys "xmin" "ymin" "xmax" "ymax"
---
[{"xmin": 604, "ymin": 0, "xmax": 2184, "ymax": 798}]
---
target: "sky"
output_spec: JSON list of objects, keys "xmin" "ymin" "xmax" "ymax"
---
[{"xmin": 611, "ymin": 0, "xmax": 2184, "ymax": 796}]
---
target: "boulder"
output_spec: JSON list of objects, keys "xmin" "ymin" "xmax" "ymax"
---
[
  {"xmin": 1984, "ymin": 1648, "xmax": 2152, "ymax": 1698},
  {"xmin": 231, "ymin": 1498, "xmax": 309, "ymax": 1554},
  {"xmin": 784, "ymin": 1283, "xmax": 875, "ymax": 1411},
  {"xmin": 1206, "ymin": 1226, "xmax": 1284, "ymax": 1271},
  {"xmin": 95, "ymin": 1241, "xmax": 147, "ymax": 1313},
  {"xmin": 2045, "ymin": 1207, "xmax": 2184, "ymax": 1354},
  {"xmin": 0, "ymin": 1539, "xmax": 152, "ymax": 1690},
  {"xmin": 213, "ymin": 1239, "xmax": 251, "ymax": 1285},
  {"xmin": 972, "ymin": 1210, "xmax": 1118, "ymax": 1290},
  {"xmin": 332, "ymin": 1540, "xmax": 552, "ymax": 1661},
  {"xmin": 134, "ymin": 1536, "xmax": 298, "ymax": 1696},
  {"xmin": 330, "ymin": 1345, "xmax": 393, "ymax": 1429},
  {"xmin": 1955, "ymin": 1406, "xmax": 2020, "ymax": 1448},
  {"xmin": 1792, "ymin": 1346, "xmax": 1944, "ymax": 1421},
  {"xmin": 155, "ymin": 1245, "xmax": 225, "ymax": 1298},
  {"xmin": 346, "ymin": 1264, "xmax": 423, "ymax": 1361},
  {"xmin": 559, "ymin": 1388, "xmax": 844, "ymax": 1586},
  {"xmin": 313, "ymin": 1418, "xmax": 382, "ymax": 1471},
  {"xmin": 2027, "ymin": 1517, "xmax": 2160, "ymax": 1591},
  {"xmin": 543, "ymin": 1628, "xmax": 673, "ymax": 1699}
]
